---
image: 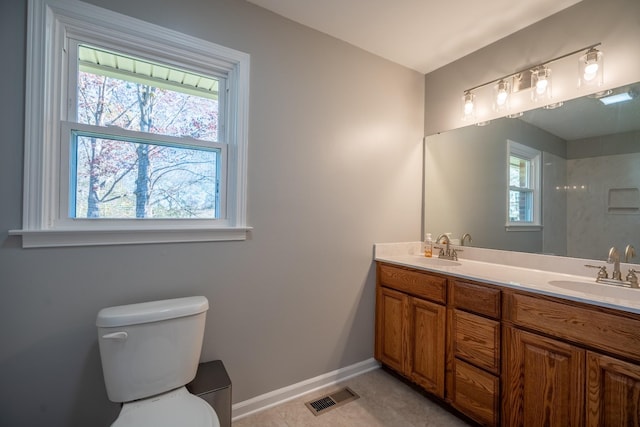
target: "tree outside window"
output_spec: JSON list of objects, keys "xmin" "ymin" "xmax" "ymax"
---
[{"xmin": 73, "ymin": 45, "xmax": 221, "ymax": 220}]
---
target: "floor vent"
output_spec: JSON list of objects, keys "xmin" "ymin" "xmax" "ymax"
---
[{"xmin": 304, "ymin": 387, "xmax": 360, "ymax": 416}]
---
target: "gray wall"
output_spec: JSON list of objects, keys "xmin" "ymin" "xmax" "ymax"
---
[
  {"xmin": 0, "ymin": 1, "xmax": 424, "ymax": 426},
  {"xmin": 424, "ymin": 118, "xmax": 565, "ymax": 254},
  {"xmin": 568, "ymin": 130, "xmax": 640, "ymax": 159}
]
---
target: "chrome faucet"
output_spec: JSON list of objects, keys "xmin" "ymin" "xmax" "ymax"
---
[
  {"xmin": 625, "ymin": 245, "xmax": 638, "ymax": 288},
  {"xmin": 461, "ymin": 233, "xmax": 472, "ymax": 246},
  {"xmin": 435, "ymin": 234, "xmax": 450, "ymax": 255},
  {"xmin": 434, "ymin": 234, "xmax": 462, "ymax": 260},
  {"xmin": 585, "ymin": 246, "xmax": 639, "ymax": 288},
  {"xmin": 433, "ymin": 234, "xmax": 451, "ymax": 258},
  {"xmin": 608, "ymin": 247, "xmax": 622, "ymax": 281}
]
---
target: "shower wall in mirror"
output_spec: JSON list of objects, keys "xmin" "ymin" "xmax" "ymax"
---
[{"xmin": 424, "ymin": 82, "xmax": 640, "ymax": 260}]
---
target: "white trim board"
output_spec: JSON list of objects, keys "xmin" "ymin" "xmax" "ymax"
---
[{"xmin": 231, "ymin": 358, "xmax": 380, "ymax": 421}]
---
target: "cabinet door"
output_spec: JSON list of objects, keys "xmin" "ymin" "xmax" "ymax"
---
[
  {"xmin": 407, "ymin": 296, "xmax": 445, "ymax": 397},
  {"xmin": 375, "ymin": 286, "xmax": 406, "ymax": 373},
  {"xmin": 503, "ymin": 327, "xmax": 585, "ymax": 427},
  {"xmin": 587, "ymin": 351, "xmax": 640, "ymax": 427}
]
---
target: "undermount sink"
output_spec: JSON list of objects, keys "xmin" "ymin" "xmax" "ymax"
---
[
  {"xmin": 413, "ymin": 256, "xmax": 461, "ymax": 267},
  {"xmin": 547, "ymin": 280, "xmax": 640, "ymax": 299}
]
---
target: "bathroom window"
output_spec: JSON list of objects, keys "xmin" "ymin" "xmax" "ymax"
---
[
  {"xmin": 69, "ymin": 44, "xmax": 225, "ymax": 221},
  {"xmin": 506, "ymin": 140, "xmax": 541, "ymax": 230},
  {"xmin": 15, "ymin": 0, "xmax": 250, "ymax": 247}
]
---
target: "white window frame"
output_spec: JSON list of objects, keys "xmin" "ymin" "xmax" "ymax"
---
[
  {"xmin": 505, "ymin": 140, "xmax": 542, "ymax": 231},
  {"xmin": 11, "ymin": 0, "xmax": 251, "ymax": 247}
]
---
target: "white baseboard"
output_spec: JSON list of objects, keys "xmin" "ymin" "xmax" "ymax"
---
[{"xmin": 231, "ymin": 358, "xmax": 381, "ymax": 421}]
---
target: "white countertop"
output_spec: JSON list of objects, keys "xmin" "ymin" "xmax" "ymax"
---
[{"xmin": 375, "ymin": 243, "xmax": 640, "ymax": 315}]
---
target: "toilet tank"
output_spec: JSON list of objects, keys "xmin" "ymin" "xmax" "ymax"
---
[{"xmin": 96, "ymin": 296, "xmax": 209, "ymax": 403}]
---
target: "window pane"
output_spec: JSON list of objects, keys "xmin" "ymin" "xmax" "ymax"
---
[
  {"xmin": 509, "ymin": 189, "xmax": 533, "ymax": 222},
  {"xmin": 509, "ymin": 155, "xmax": 530, "ymax": 188},
  {"xmin": 72, "ymin": 134, "xmax": 218, "ymax": 219},
  {"xmin": 77, "ymin": 45, "xmax": 219, "ymax": 142}
]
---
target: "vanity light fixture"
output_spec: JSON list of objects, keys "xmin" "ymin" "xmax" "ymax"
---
[
  {"xmin": 460, "ymin": 43, "xmax": 602, "ymax": 121},
  {"xmin": 531, "ymin": 66, "xmax": 552, "ymax": 102},
  {"xmin": 578, "ymin": 47, "xmax": 604, "ymax": 88},
  {"xmin": 461, "ymin": 91, "xmax": 476, "ymax": 120}
]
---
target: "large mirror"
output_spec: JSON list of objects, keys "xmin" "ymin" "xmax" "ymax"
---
[{"xmin": 424, "ymin": 81, "xmax": 640, "ymax": 261}]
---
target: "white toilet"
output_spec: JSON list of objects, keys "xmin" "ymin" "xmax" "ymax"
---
[{"xmin": 96, "ymin": 296, "xmax": 220, "ymax": 427}]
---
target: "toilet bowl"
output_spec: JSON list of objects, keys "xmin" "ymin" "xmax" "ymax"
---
[{"xmin": 97, "ymin": 296, "xmax": 220, "ymax": 427}]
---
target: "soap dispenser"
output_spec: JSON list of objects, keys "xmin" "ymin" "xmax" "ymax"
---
[{"xmin": 424, "ymin": 233, "xmax": 433, "ymax": 258}]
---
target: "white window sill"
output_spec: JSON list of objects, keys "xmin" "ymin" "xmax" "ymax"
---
[
  {"xmin": 505, "ymin": 224, "xmax": 543, "ymax": 232},
  {"xmin": 8, "ymin": 227, "xmax": 252, "ymax": 248}
]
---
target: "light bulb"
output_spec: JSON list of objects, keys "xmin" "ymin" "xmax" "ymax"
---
[
  {"xmin": 583, "ymin": 62, "xmax": 599, "ymax": 81},
  {"xmin": 584, "ymin": 62, "xmax": 599, "ymax": 76},
  {"xmin": 531, "ymin": 67, "xmax": 551, "ymax": 102},
  {"xmin": 493, "ymin": 80, "xmax": 510, "ymax": 111},
  {"xmin": 496, "ymin": 90, "xmax": 508, "ymax": 105},
  {"xmin": 461, "ymin": 91, "xmax": 475, "ymax": 120},
  {"xmin": 536, "ymin": 78, "xmax": 548, "ymax": 94},
  {"xmin": 464, "ymin": 99, "xmax": 474, "ymax": 115}
]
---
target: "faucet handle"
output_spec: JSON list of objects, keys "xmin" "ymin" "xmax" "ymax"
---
[
  {"xmin": 627, "ymin": 269, "xmax": 639, "ymax": 289},
  {"xmin": 585, "ymin": 264, "xmax": 608, "ymax": 279}
]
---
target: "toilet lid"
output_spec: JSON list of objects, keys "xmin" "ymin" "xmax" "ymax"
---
[{"xmin": 112, "ymin": 387, "xmax": 220, "ymax": 427}]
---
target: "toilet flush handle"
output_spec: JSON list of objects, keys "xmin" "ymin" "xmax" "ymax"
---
[{"xmin": 102, "ymin": 331, "xmax": 128, "ymax": 341}]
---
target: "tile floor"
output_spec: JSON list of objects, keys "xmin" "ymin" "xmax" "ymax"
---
[{"xmin": 232, "ymin": 368, "xmax": 473, "ymax": 426}]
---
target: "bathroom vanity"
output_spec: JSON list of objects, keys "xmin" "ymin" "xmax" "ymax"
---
[{"xmin": 374, "ymin": 244, "xmax": 640, "ymax": 427}]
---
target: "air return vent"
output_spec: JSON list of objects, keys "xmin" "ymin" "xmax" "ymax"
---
[{"xmin": 304, "ymin": 387, "xmax": 360, "ymax": 416}]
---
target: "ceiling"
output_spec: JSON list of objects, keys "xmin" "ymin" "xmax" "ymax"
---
[
  {"xmin": 246, "ymin": 0, "xmax": 584, "ymax": 74},
  {"xmin": 520, "ymin": 83, "xmax": 640, "ymax": 141}
]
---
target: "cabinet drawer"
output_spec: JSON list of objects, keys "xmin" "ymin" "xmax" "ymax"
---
[
  {"xmin": 504, "ymin": 292, "xmax": 640, "ymax": 363},
  {"xmin": 451, "ymin": 358, "xmax": 499, "ymax": 427},
  {"xmin": 452, "ymin": 310, "xmax": 500, "ymax": 374},
  {"xmin": 450, "ymin": 280, "xmax": 500, "ymax": 319},
  {"xmin": 378, "ymin": 263, "xmax": 446, "ymax": 304}
]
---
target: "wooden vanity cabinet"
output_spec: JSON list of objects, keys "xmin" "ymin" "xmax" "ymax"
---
[
  {"xmin": 376, "ymin": 261, "xmax": 640, "ymax": 427},
  {"xmin": 375, "ymin": 263, "xmax": 446, "ymax": 397},
  {"xmin": 447, "ymin": 280, "xmax": 501, "ymax": 426},
  {"xmin": 503, "ymin": 290, "xmax": 640, "ymax": 427}
]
